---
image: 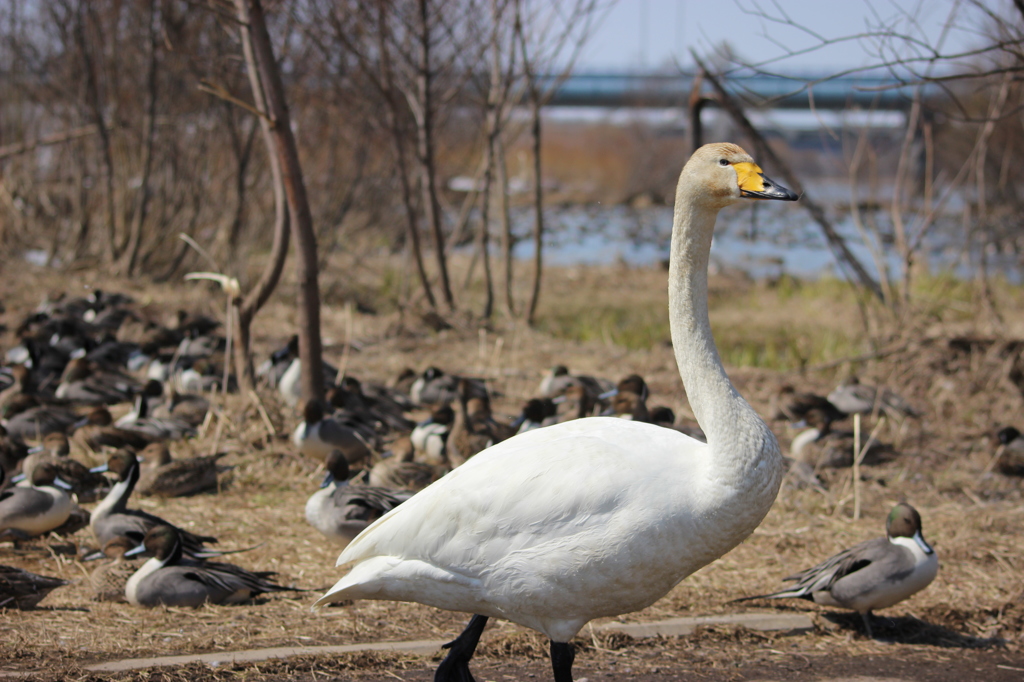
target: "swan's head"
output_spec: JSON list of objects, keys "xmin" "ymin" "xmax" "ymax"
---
[{"xmin": 680, "ymin": 143, "xmax": 798, "ymax": 209}]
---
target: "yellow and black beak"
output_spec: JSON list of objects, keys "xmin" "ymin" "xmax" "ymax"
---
[{"xmin": 734, "ymin": 162, "xmax": 799, "ymax": 201}]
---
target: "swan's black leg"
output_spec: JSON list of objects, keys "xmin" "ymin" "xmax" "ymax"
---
[
  {"xmin": 435, "ymin": 614, "xmax": 488, "ymax": 682},
  {"xmin": 550, "ymin": 641, "xmax": 575, "ymax": 682}
]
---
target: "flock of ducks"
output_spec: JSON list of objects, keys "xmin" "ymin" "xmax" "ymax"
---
[{"xmin": 0, "ymin": 144, "xmax": 1013, "ymax": 681}]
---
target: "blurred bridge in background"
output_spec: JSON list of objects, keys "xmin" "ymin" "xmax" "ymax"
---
[{"xmin": 542, "ymin": 71, "xmax": 935, "ymax": 112}]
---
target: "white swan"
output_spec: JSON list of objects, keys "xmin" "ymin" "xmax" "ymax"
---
[{"xmin": 314, "ymin": 143, "xmax": 797, "ymax": 682}]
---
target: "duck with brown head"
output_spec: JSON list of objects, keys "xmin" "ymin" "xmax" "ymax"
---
[
  {"xmin": 90, "ymin": 449, "xmax": 218, "ymax": 557},
  {"xmin": 306, "ymin": 451, "xmax": 415, "ymax": 547},
  {"xmin": 124, "ymin": 525, "xmax": 299, "ymax": 607},
  {"xmin": 314, "ymin": 143, "xmax": 796, "ymax": 682},
  {"xmin": 0, "ymin": 462, "xmax": 72, "ymax": 539}
]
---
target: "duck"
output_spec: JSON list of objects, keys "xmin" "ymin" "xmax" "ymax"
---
[
  {"xmin": 445, "ymin": 382, "xmax": 510, "ymax": 468},
  {"xmin": 0, "ymin": 364, "xmax": 32, "ymax": 413},
  {"xmin": 75, "ymin": 407, "xmax": 156, "ymax": 451},
  {"xmin": 366, "ymin": 457, "xmax": 441, "ymax": 492},
  {"xmin": 1, "ymin": 394, "xmax": 79, "ymax": 442},
  {"xmin": 305, "ymin": 451, "xmax": 414, "ymax": 547},
  {"xmin": 151, "ymin": 384, "xmax": 209, "ymax": 428},
  {"xmin": 409, "ymin": 404, "xmax": 454, "ymax": 465},
  {"xmin": 988, "ymin": 426, "xmax": 1024, "ymax": 475},
  {"xmin": 790, "ymin": 409, "xmax": 894, "ymax": 470},
  {"xmin": 0, "ymin": 462, "xmax": 73, "ymax": 539},
  {"xmin": 409, "ymin": 367, "xmax": 487, "ymax": 407},
  {"xmin": 17, "ymin": 433, "xmax": 108, "ymax": 502},
  {"xmin": 90, "ymin": 449, "xmax": 218, "ymax": 556},
  {"xmin": 542, "ymin": 384, "xmax": 596, "ymax": 426},
  {"xmin": 827, "ymin": 376, "xmax": 919, "ymax": 419},
  {"xmin": 292, "ymin": 400, "xmax": 373, "ymax": 466},
  {"xmin": 771, "ymin": 384, "xmax": 844, "ymax": 426},
  {"xmin": 54, "ymin": 358, "xmax": 139, "ymax": 405},
  {"xmin": 313, "ymin": 143, "xmax": 794, "ymax": 682},
  {"xmin": 266, "ymin": 336, "xmax": 338, "ymax": 407},
  {"xmin": 537, "ymin": 365, "xmax": 613, "ymax": 403},
  {"xmin": 136, "ymin": 442, "xmax": 228, "ymax": 497},
  {"xmin": 85, "ymin": 536, "xmax": 141, "ymax": 602},
  {"xmin": 113, "ymin": 389, "xmax": 197, "ymax": 442},
  {"xmin": 124, "ymin": 525, "xmax": 298, "ymax": 607},
  {"xmin": 329, "ymin": 377, "xmax": 415, "ymax": 434},
  {"xmin": 512, "ymin": 398, "xmax": 557, "ymax": 434},
  {"xmin": 609, "ymin": 389, "xmax": 651, "ymax": 422},
  {"xmin": 0, "ymin": 565, "xmax": 69, "ymax": 609},
  {"xmin": 735, "ymin": 503, "xmax": 938, "ymax": 638}
]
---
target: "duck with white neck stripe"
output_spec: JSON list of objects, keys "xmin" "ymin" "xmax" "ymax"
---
[
  {"xmin": 735, "ymin": 502, "xmax": 938, "ymax": 638},
  {"xmin": 124, "ymin": 525, "xmax": 300, "ymax": 607}
]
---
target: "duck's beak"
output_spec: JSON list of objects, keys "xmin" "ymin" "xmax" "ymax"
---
[
  {"xmin": 735, "ymin": 162, "xmax": 799, "ymax": 201},
  {"xmin": 913, "ymin": 530, "xmax": 934, "ymax": 555},
  {"xmin": 320, "ymin": 471, "xmax": 335, "ymax": 489},
  {"xmin": 123, "ymin": 543, "xmax": 148, "ymax": 558}
]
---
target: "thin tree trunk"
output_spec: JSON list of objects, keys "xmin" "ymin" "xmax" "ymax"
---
[
  {"xmin": 415, "ymin": 0, "xmax": 455, "ymax": 311},
  {"xmin": 238, "ymin": 0, "xmax": 325, "ymax": 403},
  {"xmin": 121, "ymin": 0, "xmax": 160, "ymax": 277},
  {"xmin": 232, "ymin": 0, "xmax": 292, "ymax": 392},
  {"xmin": 226, "ymin": 116, "xmax": 259, "ymax": 252},
  {"xmin": 75, "ymin": 3, "xmax": 118, "ymax": 263},
  {"xmin": 525, "ymin": 92, "xmax": 544, "ymax": 325},
  {"xmin": 478, "ymin": 146, "xmax": 495, "ymax": 320},
  {"xmin": 377, "ymin": 4, "xmax": 436, "ymax": 311}
]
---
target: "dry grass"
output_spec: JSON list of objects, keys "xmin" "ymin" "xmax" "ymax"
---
[{"xmin": 2, "ymin": 258, "xmax": 1024, "ymax": 680}]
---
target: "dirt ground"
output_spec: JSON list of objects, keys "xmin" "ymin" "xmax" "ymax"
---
[{"xmin": 2, "ymin": 264, "xmax": 1023, "ymax": 681}]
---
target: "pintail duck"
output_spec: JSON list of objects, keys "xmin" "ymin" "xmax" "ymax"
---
[
  {"xmin": 55, "ymin": 358, "xmax": 139, "ymax": 405},
  {"xmin": 261, "ymin": 335, "xmax": 338, "ymax": 407},
  {"xmin": 543, "ymin": 384, "xmax": 596, "ymax": 426},
  {"xmin": 124, "ymin": 525, "xmax": 298, "ymax": 607},
  {"xmin": 537, "ymin": 365, "xmax": 613, "ymax": 403},
  {"xmin": 609, "ymin": 389, "xmax": 650, "ymax": 422},
  {"xmin": 329, "ymin": 377, "xmax": 415, "ymax": 434},
  {"xmin": 86, "ymin": 536, "xmax": 140, "ymax": 602},
  {"xmin": 151, "ymin": 385, "xmax": 209, "ymax": 428},
  {"xmin": 409, "ymin": 367, "xmax": 487, "ymax": 407},
  {"xmin": 136, "ymin": 442, "xmax": 227, "ymax": 497},
  {"xmin": 0, "ymin": 564, "xmax": 69, "ymax": 609},
  {"xmin": 446, "ymin": 382, "xmax": 512, "ymax": 468},
  {"xmin": 0, "ymin": 365, "xmax": 31, "ymax": 413},
  {"xmin": 410, "ymin": 404, "xmax": 453, "ymax": 465},
  {"xmin": 314, "ymin": 143, "xmax": 794, "ymax": 682},
  {"xmin": 771, "ymin": 384, "xmax": 844, "ymax": 426},
  {"xmin": 1, "ymin": 394, "xmax": 79, "ymax": 442},
  {"xmin": 90, "ymin": 449, "xmax": 218, "ymax": 556},
  {"xmin": 737, "ymin": 503, "xmax": 938, "ymax": 638},
  {"xmin": 114, "ymin": 389, "xmax": 196, "ymax": 442},
  {"xmin": 0, "ymin": 462, "xmax": 73, "ymax": 539},
  {"xmin": 987, "ymin": 426, "xmax": 1024, "ymax": 476},
  {"xmin": 827, "ymin": 376, "xmax": 919, "ymax": 418},
  {"xmin": 75, "ymin": 407, "xmax": 156, "ymax": 451},
  {"xmin": 292, "ymin": 400, "xmax": 372, "ymax": 466},
  {"xmin": 18, "ymin": 433, "xmax": 107, "ymax": 502},
  {"xmin": 306, "ymin": 451, "xmax": 414, "ymax": 546},
  {"xmin": 790, "ymin": 408, "xmax": 894, "ymax": 470},
  {"xmin": 512, "ymin": 398, "xmax": 557, "ymax": 434}
]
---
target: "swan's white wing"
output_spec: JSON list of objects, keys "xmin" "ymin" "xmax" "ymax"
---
[{"xmin": 317, "ymin": 418, "xmax": 713, "ymax": 635}]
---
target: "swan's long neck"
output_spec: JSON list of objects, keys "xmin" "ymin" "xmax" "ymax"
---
[{"xmin": 669, "ymin": 187, "xmax": 779, "ymax": 486}]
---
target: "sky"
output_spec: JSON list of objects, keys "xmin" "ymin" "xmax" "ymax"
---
[{"xmin": 576, "ymin": 0, "xmax": 993, "ymax": 73}]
